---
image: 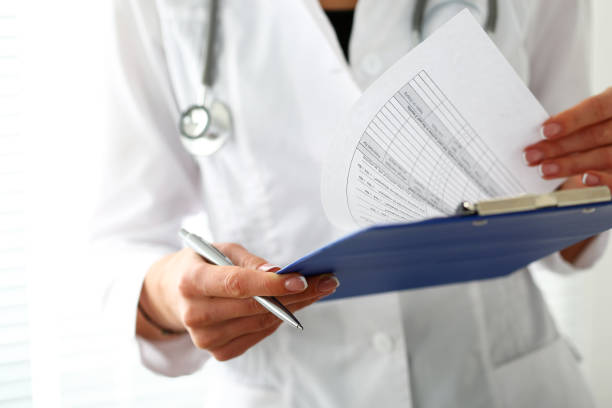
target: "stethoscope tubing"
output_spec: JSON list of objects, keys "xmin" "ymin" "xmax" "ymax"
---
[
  {"xmin": 412, "ymin": 0, "xmax": 497, "ymax": 42},
  {"xmin": 202, "ymin": 0, "xmax": 219, "ymax": 89}
]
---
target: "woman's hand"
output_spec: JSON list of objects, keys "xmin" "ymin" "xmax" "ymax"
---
[
  {"xmin": 137, "ymin": 243, "xmax": 339, "ymax": 361},
  {"xmin": 523, "ymin": 87, "xmax": 612, "ymax": 188},
  {"xmin": 523, "ymin": 88, "xmax": 612, "ymax": 263}
]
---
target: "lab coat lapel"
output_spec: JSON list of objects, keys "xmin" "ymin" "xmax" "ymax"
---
[
  {"xmin": 267, "ymin": 0, "xmax": 362, "ymax": 163},
  {"xmin": 298, "ymin": 0, "xmax": 362, "ymax": 98}
]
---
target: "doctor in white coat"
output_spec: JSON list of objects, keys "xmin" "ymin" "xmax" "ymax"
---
[{"xmin": 93, "ymin": 0, "xmax": 612, "ymax": 406}]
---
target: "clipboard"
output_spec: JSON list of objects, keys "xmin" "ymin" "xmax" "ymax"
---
[{"xmin": 277, "ymin": 187, "xmax": 612, "ymax": 300}]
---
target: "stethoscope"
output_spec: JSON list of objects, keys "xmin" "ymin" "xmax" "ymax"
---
[
  {"xmin": 412, "ymin": 0, "xmax": 497, "ymax": 44},
  {"xmin": 179, "ymin": 0, "xmax": 498, "ymax": 156},
  {"xmin": 178, "ymin": 0, "xmax": 232, "ymax": 156}
]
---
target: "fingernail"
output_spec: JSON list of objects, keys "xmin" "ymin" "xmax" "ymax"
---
[
  {"xmin": 258, "ymin": 263, "xmax": 280, "ymax": 272},
  {"xmin": 582, "ymin": 172, "xmax": 600, "ymax": 186},
  {"xmin": 284, "ymin": 276, "xmax": 308, "ymax": 291},
  {"xmin": 540, "ymin": 123, "xmax": 562, "ymax": 139},
  {"xmin": 539, "ymin": 163, "xmax": 560, "ymax": 177},
  {"xmin": 318, "ymin": 276, "xmax": 340, "ymax": 293},
  {"xmin": 523, "ymin": 149, "xmax": 543, "ymax": 165}
]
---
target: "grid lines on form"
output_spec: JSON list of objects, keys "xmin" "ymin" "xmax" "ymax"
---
[{"xmin": 346, "ymin": 70, "xmax": 525, "ymax": 226}]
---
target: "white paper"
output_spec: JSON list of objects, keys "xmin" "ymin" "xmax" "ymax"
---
[{"xmin": 321, "ymin": 10, "xmax": 557, "ymax": 230}]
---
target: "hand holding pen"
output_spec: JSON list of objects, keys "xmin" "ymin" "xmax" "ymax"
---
[
  {"xmin": 179, "ymin": 229, "xmax": 305, "ymax": 330},
  {"xmin": 137, "ymin": 230, "xmax": 339, "ymax": 361}
]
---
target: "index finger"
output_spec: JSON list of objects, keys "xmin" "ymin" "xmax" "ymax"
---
[
  {"xmin": 214, "ymin": 242, "xmax": 275, "ymax": 271},
  {"xmin": 543, "ymin": 87, "xmax": 612, "ymax": 140},
  {"xmin": 183, "ymin": 263, "xmax": 308, "ymax": 298}
]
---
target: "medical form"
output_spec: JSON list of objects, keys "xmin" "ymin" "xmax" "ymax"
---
[{"xmin": 322, "ymin": 10, "xmax": 558, "ymax": 229}]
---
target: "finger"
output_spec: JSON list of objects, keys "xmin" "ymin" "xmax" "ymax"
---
[
  {"xmin": 179, "ymin": 263, "xmax": 308, "ymax": 298},
  {"xmin": 181, "ymin": 274, "xmax": 339, "ymax": 326},
  {"xmin": 524, "ymin": 119, "xmax": 612, "ymax": 165},
  {"xmin": 559, "ymin": 175, "xmax": 584, "ymax": 190},
  {"xmin": 580, "ymin": 170, "xmax": 612, "ymax": 191},
  {"xmin": 275, "ymin": 274, "xmax": 340, "ymax": 303},
  {"xmin": 537, "ymin": 146, "xmax": 612, "ymax": 179},
  {"xmin": 190, "ymin": 295, "xmax": 324, "ymax": 351},
  {"xmin": 542, "ymin": 87, "xmax": 612, "ymax": 140},
  {"xmin": 189, "ymin": 311, "xmax": 280, "ymax": 350},
  {"xmin": 209, "ymin": 324, "xmax": 281, "ymax": 361},
  {"xmin": 214, "ymin": 242, "xmax": 274, "ymax": 271}
]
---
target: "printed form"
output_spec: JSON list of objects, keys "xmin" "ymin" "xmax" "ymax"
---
[{"xmin": 322, "ymin": 10, "xmax": 558, "ymax": 230}]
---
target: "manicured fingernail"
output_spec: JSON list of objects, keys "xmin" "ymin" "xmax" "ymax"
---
[
  {"xmin": 538, "ymin": 163, "xmax": 560, "ymax": 177},
  {"xmin": 582, "ymin": 173, "xmax": 600, "ymax": 186},
  {"xmin": 523, "ymin": 149, "xmax": 543, "ymax": 165},
  {"xmin": 318, "ymin": 276, "xmax": 340, "ymax": 293},
  {"xmin": 540, "ymin": 123, "xmax": 562, "ymax": 139},
  {"xmin": 258, "ymin": 263, "xmax": 280, "ymax": 272},
  {"xmin": 285, "ymin": 276, "xmax": 307, "ymax": 291}
]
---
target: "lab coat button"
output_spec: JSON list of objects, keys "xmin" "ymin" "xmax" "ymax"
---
[
  {"xmin": 361, "ymin": 54, "xmax": 383, "ymax": 76},
  {"xmin": 372, "ymin": 332, "xmax": 394, "ymax": 353}
]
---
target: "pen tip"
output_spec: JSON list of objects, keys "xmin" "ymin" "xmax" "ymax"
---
[{"xmin": 297, "ymin": 323, "xmax": 304, "ymax": 331}]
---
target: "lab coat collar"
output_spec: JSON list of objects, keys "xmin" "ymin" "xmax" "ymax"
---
[{"xmin": 299, "ymin": 0, "xmax": 363, "ymax": 95}]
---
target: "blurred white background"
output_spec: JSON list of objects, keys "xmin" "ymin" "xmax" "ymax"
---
[
  {"xmin": 578, "ymin": 0, "xmax": 612, "ymax": 402},
  {"xmin": 2, "ymin": 0, "xmax": 611, "ymax": 407},
  {"xmin": 535, "ymin": 1, "xmax": 612, "ymax": 406}
]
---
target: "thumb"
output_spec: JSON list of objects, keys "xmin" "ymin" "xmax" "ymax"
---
[{"xmin": 581, "ymin": 171, "xmax": 612, "ymax": 192}]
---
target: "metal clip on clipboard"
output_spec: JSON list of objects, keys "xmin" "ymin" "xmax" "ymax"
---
[{"xmin": 457, "ymin": 186, "xmax": 612, "ymax": 216}]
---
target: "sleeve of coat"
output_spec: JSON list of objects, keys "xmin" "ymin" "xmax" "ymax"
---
[
  {"xmin": 89, "ymin": 0, "xmax": 210, "ymax": 376},
  {"xmin": 525, "ymin": 0, "xmax": 609, "ymax": 275}
]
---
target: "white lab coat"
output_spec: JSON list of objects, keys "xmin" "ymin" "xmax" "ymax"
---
[{"xmin": 93, "ymin": 0, "xmax": 608, "ymax": 406}]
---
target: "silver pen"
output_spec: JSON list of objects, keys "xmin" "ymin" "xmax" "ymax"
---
[{"xmin": 179, "ymin": 228, "xmax": 304, "ymax": 330}]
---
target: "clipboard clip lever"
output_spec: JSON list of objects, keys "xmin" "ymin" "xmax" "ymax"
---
[{"xmin": 456, "ymin": 186, "xmax": 612, "ymax": 216}]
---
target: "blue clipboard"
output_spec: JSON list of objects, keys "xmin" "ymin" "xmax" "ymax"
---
[{"xmin": 277, "ymin": 194, "xmax": 612, "ymax": 301}]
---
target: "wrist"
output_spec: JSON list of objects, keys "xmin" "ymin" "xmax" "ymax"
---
[
  {"xmin": 138, "ymin": 299, "xmax": 185, "ymax": 337},
  {"xmin": 560, "ymin": 235, "xmax": 596, "ymax": 265},
  {"xmin": 137, "ymin": 260, "xmax": 186, "ymax": 337}
]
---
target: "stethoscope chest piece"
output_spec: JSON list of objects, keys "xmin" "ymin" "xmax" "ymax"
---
[
  {"xmin": 179, "ymin": 98, "xmax": 232, "ymax": 156},
  {"xmin": 178, "ymin": 0, "xmax": 232, "ymax": 157}
]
